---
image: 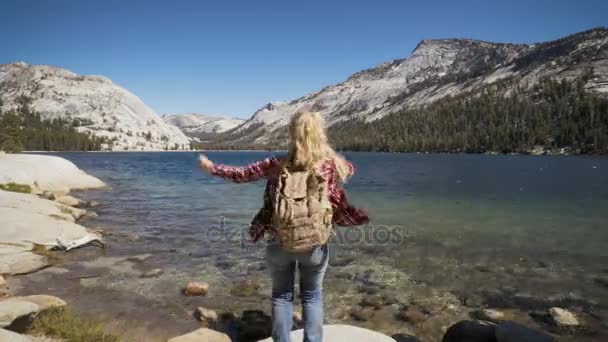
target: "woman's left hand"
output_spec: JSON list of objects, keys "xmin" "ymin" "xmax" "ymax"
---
[{"xmin": 199, "ymin": 154, "xmax": 214, "ymax": 173}]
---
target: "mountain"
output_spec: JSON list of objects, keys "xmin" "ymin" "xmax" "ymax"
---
[
  {"xmin": 0, "ymin": 62, "xmax": 190, "ymax": 151},
  {"xmin": 219, "ymin": 28, "xmax": 608, "ymax": 150},
  {"xmin": 161, "ymin": 113, "xmax": 244, "ymax": 138}
]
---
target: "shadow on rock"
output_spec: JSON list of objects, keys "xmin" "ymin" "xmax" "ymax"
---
[
  {"xmin": 442, "ymin": 320, "xmax": 556, "ymax": 342},
  {"xmin": 220, "ymin": 310, "xmax": 272, "ymax": 342},
  {"xmin": 392, "ymin": 333, "xmax": 421, "ymax": 342}
]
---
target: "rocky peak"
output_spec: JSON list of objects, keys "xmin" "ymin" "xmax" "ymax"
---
[{"xmin": 221, "ymin": 28, "xmax": 608, "ymax": 146}]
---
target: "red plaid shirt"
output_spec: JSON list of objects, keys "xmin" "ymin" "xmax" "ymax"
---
[{"xmin": 211, "ymin": 156, "xmax": 369, "ymax": 242}]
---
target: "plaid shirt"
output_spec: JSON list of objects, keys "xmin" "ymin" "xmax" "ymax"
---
[{"xmin": 210, "ymin": 156, "xmax": 369, "ymax": 242}]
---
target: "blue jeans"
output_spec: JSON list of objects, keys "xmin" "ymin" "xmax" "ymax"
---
[{"xmin": 266, "ymin": 243, "xmax": 329, "ymax": 342}]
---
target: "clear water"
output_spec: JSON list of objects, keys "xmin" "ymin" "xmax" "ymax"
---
[{"xmin": 22, "ymin": 152, "xmax": 608, "ymax": 341}]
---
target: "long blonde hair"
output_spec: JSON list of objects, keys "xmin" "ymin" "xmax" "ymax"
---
[{"xmin": 286, "ymin": 109, "xmax": 351, "ymax": 181}]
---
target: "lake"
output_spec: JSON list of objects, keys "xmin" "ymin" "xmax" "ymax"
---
[{"xmin": 18, "ymin": 151, "xmax": 608, "ymax": 341}]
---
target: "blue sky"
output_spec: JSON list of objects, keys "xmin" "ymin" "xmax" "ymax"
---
[{"xmin": 1, "ymin": 0, "xmax": 606, "ymax": 119}]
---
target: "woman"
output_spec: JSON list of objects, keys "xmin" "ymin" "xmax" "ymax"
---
[{"xmin": 199, "ymin": 109, "xmax": 368, "ymax": 342}]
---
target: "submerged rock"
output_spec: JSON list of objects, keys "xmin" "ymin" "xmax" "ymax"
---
[
  {"xmin": 0, "ymin": 276, "xmax": 5, "ymax": 287},
  {"xmin": 594, "ymin": 276, "xmax": 608, "ymax": 288},
  {"xmin": 196, "ymin": 306, "xmax": 218, "ymax": 323},
  {"xmin": 548, "ymin": 307, "xmax": 579, "ymax": 327},
  {"xmin": 168, "ymin": 328, "xmax": 230, "ymax": 342},
  {"xmin": 397, "ymin": 305, "xmax": 428, "ymax": 324},
  {"xmin": 184, "ymin": 281, "xmax": 209, "ymax": 296},
  {"xmin": 350, "ymin": 306, "xmax": 374, "ymax": 321},
  {"xmin": 474, "ymin": 308, "xmax": 505, "ymax": 322},
  {"xmin": 230, "ymin": 279, "xmax": 260, "ymax": 297},
  {"xmin": 140, "ymin": 268, "xmax": 163, "ymax": 278},
  {"xmin": 360, "ymin": 295, "xmax": 385, "ymax": 310}
]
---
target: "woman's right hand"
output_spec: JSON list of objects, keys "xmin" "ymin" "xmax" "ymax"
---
[{"xmin": 199, "ymin": 154, "xmax": 214, "ymax": 173}]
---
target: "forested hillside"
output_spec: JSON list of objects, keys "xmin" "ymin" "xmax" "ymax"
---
[
  {"xmin": 0, "ymin": 96, "xmax": 106, "ymax": 152},
  {"xmin": 329, "ymin": 76, "xmax": 608, "ymax": 154}
]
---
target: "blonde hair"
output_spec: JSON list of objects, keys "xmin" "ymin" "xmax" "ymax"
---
[{"xmin": 286, "ymin": 109, "xmax": 351, "ymax": 181}]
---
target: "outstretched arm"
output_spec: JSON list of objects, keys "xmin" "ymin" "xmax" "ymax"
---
[{"xmin": 199, "ymin": 154, "xmax": 281, "ymax": 183}]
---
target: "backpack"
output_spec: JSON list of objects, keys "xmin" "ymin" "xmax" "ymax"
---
[{"xmin": 271, "ymin": 165, "xmax": 333, "ymax": 253}]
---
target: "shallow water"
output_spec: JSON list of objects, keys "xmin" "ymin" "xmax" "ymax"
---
[{"xmin": 17, "ymin": 152, "xmax": 608, "ymax": 341}]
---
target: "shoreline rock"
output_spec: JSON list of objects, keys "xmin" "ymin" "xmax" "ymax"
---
[
  {"xmin": 0, "ymin": 154, "xmax": 106, "ymax": 276},
  {"xmin": 168, "ymin": 328, "xmax": 230, "ymax": 342},
  {"xmin": 258, "ymin": 324, "xmax": 397, "ymax": 342},
  {"xmin": 0, "ymin": 295, "xmax": 66, "ymax": 328},
  {"xmin": 0, "ymin": 153, "xmax": 106, "ymax": 192},
  {"xmin": 183, "ymin": 282, "xmax": 209, "ymax": 296},
  {"xmin": 548, "ymin": 307, "xmax": 579, "ymax": 327},
  {"xmin": 195, "ymin": 307, "xmax": 218, "ymax": 324}
]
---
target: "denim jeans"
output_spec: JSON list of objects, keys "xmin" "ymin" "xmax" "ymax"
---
[{"xmin": 266, "ymin": 243, "xmax": 329, "ymax": 342}]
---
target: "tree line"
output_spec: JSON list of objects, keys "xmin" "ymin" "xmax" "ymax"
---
[
  {"xmin": 328, "ymin": 76, "xmax": 608, "ymax": 154},
  {"xmin": 0, "ymin": 96, "xmax": 106, "ymax": 152}
]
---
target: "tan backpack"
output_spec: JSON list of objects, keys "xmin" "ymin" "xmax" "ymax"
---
[{"xmin": 271, "ymin": 165, "xmax": 333, "ymax": 253}]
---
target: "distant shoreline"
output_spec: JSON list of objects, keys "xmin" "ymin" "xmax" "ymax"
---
[{"xmin": 21, "ymin": 149, "xmax": 607, "ymax": 156}]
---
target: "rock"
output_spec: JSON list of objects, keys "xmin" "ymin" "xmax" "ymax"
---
[
  {"xmin": 184, "ymin": 282, "xmax": 209, "ymax": 296},
  {"xmin": 58, "ymin": 205, "xmax": 88, "ymax": 220},
  {"xmin": 196, "ymin": 307, "xmax": 218, "ymax": 323},
  {"xmin": 293, "ymin": 310, "xmax": 303, "ymax": 324},
  {"xmin": 397, "ymin": 305, "xmax": 428, "ymax": 324},
  {"xmin": 83, "ymin": 200, "xmax": 100, "ymax": 208},
  {"xmin": 495, "ymin": 321, "xmax": 555, "ymax": 342},
  {"xmin": 0, "ymin": 276, "xmax": 5, "ymax": 287},
  {"xmin": 0, "ymin": 300, "xmax": 39, "ymax": 328},
  {"xmin": 230, "ymin": 279, "xmax": 260, "ymax": 297},
  {"xmin": 235, "ymin": 310, "xmax": 272, "ymax": 341},
  {"xmin": 358, "ymin": 284, "xmax": 381, "ymax": 295},
  {"xmin": 350, "ymin": 306, "xmax": 374, "ymax": 321},
  {"xmin": 360, "ymin": 295, "xmax": 385, "ymax": 310},
  {"xmin": 81, "ymin": 211, "xmax": 98, "ymax": 219},
  {"xmin": 140, "ymin": 268, "xmax": 163, "ymax": 278},
  {"xmin": 0, "ymin": 154, "xmax": 106, "ymax": 192},
  {"xmin": 0, "ymin": 328, "xmax": 37, "ymax": 341},
  {"xmin": 0, "ymin": 252, "xmax": 48, "ymax": 276},
  {"xmin": 474, "ymin": 264, "xmax": 491, "ymax": 273},
  {"xmin": 215, "ymin": 260, "xmax": 237, "ymax": 270},
  {"xmin": 54, "ymin": 195, "xmax": 82, "ymax": 207},
  {"xmin": 474, "ymin": 308, "xmax": 505, "ymax": 322},
  {"xmin": 258, "ymin": 324, "xmax": 397, "ymax": 342},
  {"xmin": 15, "ymin": 295, "xmax": 66, "ymax": 310},
  {"xmin": 443, "ymin": 321, "xmax": 496, "ymax": 342},
  {"xmin": 462, "ymin": 293, "xmax": 484, "ymax": 307},
  {"xmin": 382, "ymin": 293, "xmax": 399, "ymax": 305},
  {"xmin": 0, "ymin": 189, "xmax": 102, "ymax": 275},
  {"xmin": 548, "ymin": 307, "xmax": 579, "ymax": 327},
  {"xmin": 167, "ymin": 328, "xmax": 230, "ymax": 342},
  {"xmin": 594, "ymin": 276, "xmax": 608, "ymax": 288},
  {"xmin": 40, "ymin": 190, "xmax": 69, "ymax": 200}
]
